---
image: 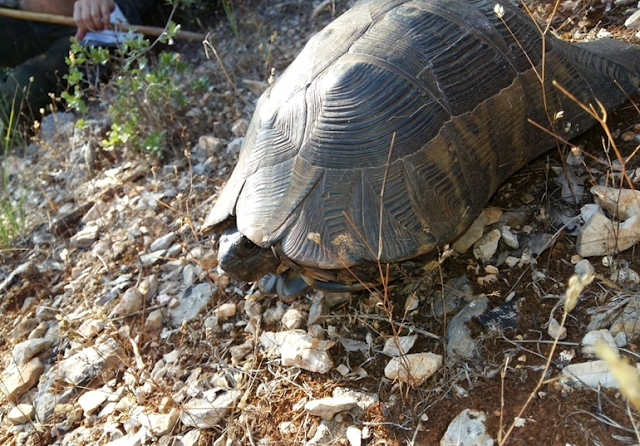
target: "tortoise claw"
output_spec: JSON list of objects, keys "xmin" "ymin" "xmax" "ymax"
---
[
  {"xmin": 258, "ymin": 271, "xmax": 312, "ymax": 298},
  {"xmin": 259, "ymin": 270, "xmax": 376, "ymax": 298}
]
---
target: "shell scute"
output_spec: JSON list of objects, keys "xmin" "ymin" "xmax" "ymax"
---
[{"xmin": 206, "ymin": 0, "xmax": 640, "ymax": 279}]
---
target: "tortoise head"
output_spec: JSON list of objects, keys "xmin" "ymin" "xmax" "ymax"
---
[{"xmin": 217, "ymin": 227, "xmax": 281, "ymax": 283}]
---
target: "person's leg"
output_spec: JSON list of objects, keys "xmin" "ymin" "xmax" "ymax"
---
[
  {"xmin": 1, "ymin": 37, "xmax": 75, "ymax": 123},
  {"xmin": 0, "ymin": 17, "xmax": 51, "ymax": 68},
  {"xmin": 0, "ymin": 17, "xmax": 75, "ymax": 130}
]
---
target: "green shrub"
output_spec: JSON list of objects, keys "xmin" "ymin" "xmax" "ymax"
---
[{"xmin": 64, "ymin": 25, "xmax": 190, "ymax": 156}]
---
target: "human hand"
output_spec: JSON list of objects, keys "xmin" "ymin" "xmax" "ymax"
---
[{"xmin": 73, "ymin": 0, "xmax": 116, "ymax": 40}]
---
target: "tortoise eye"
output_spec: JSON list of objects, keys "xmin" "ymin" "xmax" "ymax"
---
[{"xmin": 239, "ymin": 238, "xmax": 260, "ymax": 256}]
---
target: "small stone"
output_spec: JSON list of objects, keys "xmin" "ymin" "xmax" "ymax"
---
[
  {"xmin": 282, "ymin": 308, "xmax": 305, "ymax": 330},
  {"xmin": 526, "ymin": 232, "xmax": 553, "ymax": 256},
  {"xmin": 625, "ymin": 9, "xmax": 640, "ymax": 29},
  {"xmin": 29, "ymin": 322, "xmax": 49, "ymax": 339},
  {"xmin": 609, "ymin": 298, "xmax": 640, "ymax": 338},
  {"xmin": 382, "ymin": 335, "xmax": 417, "ymax": 357},
  {"xmin": 103, "ymin": 434, "xmax": 141, "ymax": 446},
  {"xmin": 582, "ymin": 329, "xmax": 618, "ymax": 357},
  {"xmin": 446, "ymin": 296, "xmax": 489, "ymax": 362},
  {"xmin": 548, "ymin": 318, "xmax": 567, "ymax": 340},
  {"xmin": 305, "ymin": 396, "xmax": 358, "ymax": 419},
  {"xmin": 1, "ymin": 358, "xmax": 44, "ymax": 402},
  {"xmin": 186, "ymin": 107, "xmax": 202, "ymax": 118},
  {"xmin": 98, "ymin": 402, "xmax": 118, "ymax": 419},
  {"xmin": 453, "ymin": 211, "xmax": 488, "ymax": 254},
  {"xmin": 332, "ymin": 387, "xmax": 378, "ymax": 410},
  {"xmin": 226, "ymin": 137, "xmax": 244, "ymax": 156},
  {"xmin": 229, "ymin": 339, "xmax": 255, "ymax": 365},
  {"xmin": 139, "ymin": 275, "xmax": 159, "ymax": 302},
  {"xmin": 213, "ymin": 302, "xmax": 236, "ymax": 320},
  {"xmin": 306, "ymin": 422, "xmax": 332, "ymax": 446},
  {"xmin": 279, "ymin": 421, "xmax": 297, "ymax": 435},
  {"xmin": 112, "ymin": 288, "xmax": 143, "ymax": 317},
  {"xmin": 11, "ymin": 337, "xmax": 54, "ymax": 365},
  {"xmin": 164, "ymin": 349, "xmax": 180, "ymax": 363},
  {"xmin": 261, "ymin": 330, "xmax": 334, "ymax": 373},
  {"xmin": 33, "ymin": 339, "xmax": 120, "ymax": 421},
  {"xmin": 0, "ymin": 262, "xmax": 39, "ymax": 296},
  {"xmin": 178, "ymin": 430, "xmax": 202, "ymax": 446},
  {"xmin": 384, "ymin": 352, "xmax": 442, "ymax": 386},
  {"xmin": 558, "ymin": 168, "xmax": 585, "ymax": 204},
  {"xmin": 77, "ymin": 319, "xmax": 105, "ymax": 339},
  {"xmin": 204, "ymin": 316, "xmax": 220, "ymax": 331},
  {"xmin": 140, "ymin": 408, "xmax": 180, "ymax": 436},
  {"xmin": 182, "ymin": 264, "xmax": 196, "ymax": 287},
  {"xmin": 591, "ymin": 185, "xmax": 640, "ymax": 220},
  {"xmin": 560, "ymin": 360, "xmax": 640, "ymax": 389},
  {"xmin": 577, "ymin": 208, "xmax": 640, "ymax": 257},
  {"xmin": 140, "ymin": 250, "xmax": 165, "ymax": 266},
  {"xmin": 81, "ymin": 200, "xmax": 107, "ymax": 226},
  {"xmin": 166, "ymin": 243, "xmax": 183, "ymax": 258},
  {"xmin": 500, "ymin": 226, "xmax": 519, "ymax": 249},
  {"xmin": 610, "ymin": 261, "xmax": 640, "ymax": 287},
  {"xmin": 484, "ymin": 265, "xmax": 499, "ymax": 275},
  {"xmin": 340, "ymin": 338, "xmax": 369, "ymax": 352},
  {"xmin": 7, "ymin": 404, "xmax": 35, "ymax": 424},
  {"xmin": 580, "ymin": 203, "xmax": 600, "ymax": 224},
  {"xmin": 614, "ymin": 331, "xmax": 628, "ymax": 348},
  {"xmin": 41, "ymin": 111, "xmax": 76, "ymax": 143},
  {"xmin": 308, "ymin": 296, "xmax": 329, "ymax": 326},
  {"xmin": 622, "ymin": 131, "xmax": 637, "ymax": 142},
  {"xmin": 198, "ymin": 135, "xmax": 223, "ymax": 153},
  {"xmin": 574, "ymin": 259, "xmax": 594, "ymax": 281},
  {"xmin": 280, "ymin": 331, "xmax": 333, "ymax": 373},
  {"xmin": 92, "ymin": 240, "xmax": 109, "ymax": 256},
  {"xmin": 263, "ymin": 301, "xmax": 287, "ymax": 325},
  {"xmin": 145, "ymin": 309, "xmax": 164, "ymax": 331},
  {"xmin": 231, "ymin": 119, "xmax": 248, "ymax": 137},
  {"xmin": 70, "ymin": 224, "xmax": 99, "ymax": 248},
  {"xmin": 346, "ymin": 426, "xmax": 362, "ymax": 446},
  {"xmin": 504, "ymin": 256, "xmax": 519, "ymax": 268},
  {"xmin": 78, "ymin": 388, "xmax": 110, "ymax": 415},
  {"xmin": 484, "ymin": 207, "xmax": 503, "ymax": 224},
  {"xmin": 180, "ymin": 391, "xmax": 242, "ymax": 428},
  {"xmin": 473, "ymin": 229, "xmax": 501, "ymax": 262},
  {"xmin": 292, "ymin": 398, "xmax": 307, "ymax": 412},
  {"xmin": 170, "ymin": 283, "xmax": 216, "ymax": 326},
  {"xmin": 440, "ymin": 409, "xmax": 494, "ymax": 446},
  {"xmin": 244, "ymin": 300, "xmax": 262, "ymax": 318},
  {"xmin": 8, "ymin": 318, "xmax": 39, "ymax": 341},
  {"xmin": 405, "ymin": 294, "xmax": 420, "ymax": 312},
  {"xmin": 432, "ymin": 275, "xmax": 475, "ymax": 318}
]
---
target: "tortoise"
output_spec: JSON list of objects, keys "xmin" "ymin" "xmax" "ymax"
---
[{"xmin": 204, "ymin": 0, "xmax": 640, "ymax": 296}]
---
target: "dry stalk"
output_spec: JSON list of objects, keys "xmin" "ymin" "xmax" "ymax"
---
[
  {"xmin": 203, "ymin": 38, "xmax": 249, "ymax": 107},
  {"xmin": 595, "ymin": 341, "xmax": 640, "ymax": 410},
  {"xmin": 497, "ymin": 355, "xmax": 511, "ymax": 445}
]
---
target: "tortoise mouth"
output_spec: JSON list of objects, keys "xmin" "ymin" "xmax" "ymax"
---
[{"xmin": 217, "ymin": 228, "xmax": 281, "ymax": 283}]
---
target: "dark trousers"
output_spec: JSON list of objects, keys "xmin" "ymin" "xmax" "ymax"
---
[{"xmin": 0, "ymin": 16, "xmax": 76, "ymax": 127}]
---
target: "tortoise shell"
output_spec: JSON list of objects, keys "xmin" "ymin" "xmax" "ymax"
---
[{"xmin": 205, "ymin": 0, "xmax": 640, "ymax": 286}]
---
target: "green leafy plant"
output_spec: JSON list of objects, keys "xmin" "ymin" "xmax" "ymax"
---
[{"xmin": 64, "ymin": 27, "xmax": 189, "ymax": 156}]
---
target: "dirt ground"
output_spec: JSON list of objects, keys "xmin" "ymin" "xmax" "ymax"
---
[{"xmin": 1, "ymin": 0, "xmax": 640, "ymax": 445}]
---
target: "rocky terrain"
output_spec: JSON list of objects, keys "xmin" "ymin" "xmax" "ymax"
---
[{"xmin": 1, "ymin": 0, "xmax": 640, "ymax": 445}]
